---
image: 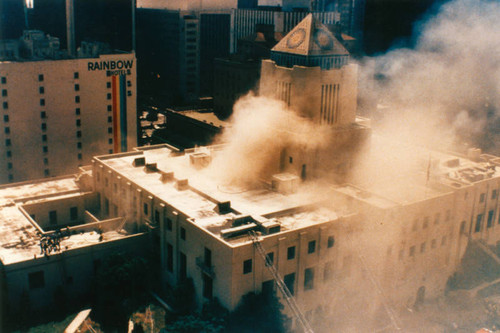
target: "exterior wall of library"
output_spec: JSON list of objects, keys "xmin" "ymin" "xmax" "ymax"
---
[{"xmin": 91, "ymin": 150, "xmax": 500, "ymax": 319}]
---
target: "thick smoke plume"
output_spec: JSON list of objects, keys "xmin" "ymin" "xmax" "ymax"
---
[
  {"xmin": 359, "ymin": 0, "xmax": 500, "ymax": 155},
  {"xmin": 207, "ymin": 94, "xmax": 330, "ymax": 186}
]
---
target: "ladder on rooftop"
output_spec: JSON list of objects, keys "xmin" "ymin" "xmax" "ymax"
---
[{"xmin": 248, "ymin": 231, "xmax": 314, "ymax": 333}]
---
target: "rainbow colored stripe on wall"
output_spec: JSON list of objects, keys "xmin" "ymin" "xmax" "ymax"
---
[{"xmin": 111, "ymin": 75, "xmax": 127, "ymax": 152}]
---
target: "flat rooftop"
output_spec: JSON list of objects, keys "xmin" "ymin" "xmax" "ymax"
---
[
  {"xmin": 97, "ymin": 147, "xmax": 349, "ymax": 245},
  {"xmin": 0, "ymin": 176, "xmax": 138, "ymax": 266}
]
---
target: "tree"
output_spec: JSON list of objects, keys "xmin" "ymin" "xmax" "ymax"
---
[{"xmin": 226, "ymin": 291, "xmax": 288, "ymax": 333}]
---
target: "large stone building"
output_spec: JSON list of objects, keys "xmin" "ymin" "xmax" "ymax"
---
[
  {"xmin": 1, "ymin": 13, "xmax": 499, "ymax": 333},
  {"xmin": 0, "ymin": 32, "xmax": 137, "ymax": 184}
]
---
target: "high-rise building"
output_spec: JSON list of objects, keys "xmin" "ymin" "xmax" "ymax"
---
[{"xmin": 0, "ymin": 34, "xmax": 137, "ymax": 184}]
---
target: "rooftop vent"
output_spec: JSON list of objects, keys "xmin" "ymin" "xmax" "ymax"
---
[
  {"xmin": 190, "ymin": 152, "xmax": 212, "ymax": 169},
  {"xmin": 215, "ymin": 201, "xmax": 231, "ymax": 214},
  {"xmin": 144, "ymin": 163, "xmax": 158, "ymax": 173},
  {"xmin": 176, "ymin": 178, "xmax": 189, "ymax": 191},
  {"xmin": 133, "ymin": 157, "xmax": 146, "ymax": 167},
  {"xmin": 160, "ymin": 171, "xmax": 174, "ymax": 183},
  {"xmin": 467, "ymin": 148, "xmax": 482, "ymax": 162},
  {"xmin": 271, "ymin": 173, "xmax": 299, "ymax": 194}
]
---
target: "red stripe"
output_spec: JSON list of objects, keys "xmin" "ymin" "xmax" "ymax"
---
[{"xmin": 112, "ymin": 76, "xmax": 119, "ymax": 152}]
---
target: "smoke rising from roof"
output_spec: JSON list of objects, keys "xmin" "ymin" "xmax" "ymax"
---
[{"xmin": 359, "ymin": 0, "xmax": 500, "ymax": 155}]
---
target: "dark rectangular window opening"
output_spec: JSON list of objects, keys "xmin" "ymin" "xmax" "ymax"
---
[
  {"xmin": 165, "ymin": 217, "xmax": 173, "ymax": 231},
  {"xmin": 284, "ymin": 273, "xmax": 295, "ymax": 295},
  {"xmin": 475, "ymin": 214, "xmax": 483, "ymax": 233},
  {"xmin": 287, "ymin": 246, "xmax": 296, "ymax": 260},
  {"xmin": 70, "ymin": 206, "xmax": 78, "ymax": 220},
  {"xmin": 75, "ymin": 96, "xmax": 80, "ymax": 103},
  {"xmin": 49, "ymin": 210, "xmax": 57, "ymax": 224},
  {"xmin": 74, "ymin": 72, "xmax": 79, "ymax": 79},
  {"xmin": 40, "ymin": 98, "xmax": 45, "ymax": 106},
  {"xmin": 308, "ymin": 240, "xmax": 316, "ymax": 254},
  {"xmin": 304, "ymin": 267, "xmax": 314, "ymax": 290},
  {"xmin": 204, "ymin": 247, "xmax": 212, "ymax": 267},
  {"xmin": 28, "ymin": 271, "xmax": 45, "ymax": 289},
  {"xmin": 75, "ymin": 108, "xmax": 80, "ymax": 115},
  {"xmin": 180, "ymin": 252, "xmax": 187, "ymax": 280},
  {"xmin": 488, "ymin": 210, "xmax": 494, "ymax": 228},
  {"xmin": 38, "ymin": 74, "xmax": 44, "ymax": 82},
  {"xmin": 39, "ymin": 86, "xmax": 44, "ymax": 94},
  {"xmin": 143, "ymin": 203, "xmax": 148, "ymax": 215},
  {"xmin": 243, "ymin": 259, "xmax": 252, "ymax": 274},
  {"xmin": 202, "ymin": 273, "xmax": 213, "ymax": 299},
  {"xmin": 167, "ymin": 243, "xmax": 173, "ymax": 272},
  {"xmin": 265, "ymin": 252, "xmax": 274, "ymax": 266},
  {"xmin": 74, "ymin": 84, "xmax": 80, "ymax": 91},
  {"xmin": 2, "ymin": 102, "xmax": 8, "ymax": 109},
  {"xmin": 480, "ymin": 193, "xmax": 486, "ymax": 203},
  {"xmin": 180, "ymin": 227, "xmax": 186, "ymax": 240}
]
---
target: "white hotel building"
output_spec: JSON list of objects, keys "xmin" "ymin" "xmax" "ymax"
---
[{"xmin": 0, "ymin": 33, "xmax": 137, "ymax": 184}]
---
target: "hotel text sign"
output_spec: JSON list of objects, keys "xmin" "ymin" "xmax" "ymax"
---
[{"xmin": 87, "ymin": 60, "xmax": 134, "ymax": 76}]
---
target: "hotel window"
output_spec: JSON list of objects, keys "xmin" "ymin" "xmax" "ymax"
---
[
  {"xmin": 107, "ymin": 105, "xmax": 112, "ymax": 111},
  {"xmin": 40, "ymin": 98, "xmax": 45, "ymax": 106},
  {"xmin": 40, "ymin": 111, "xmax": 46, "ymax": 118},
  {"xmin": 76, "ymin": 130, "xmax": 81, "ymax": 138},
  {"xmin": 1, "ymin": 89, "xmax": 6, "ymax": 96},
  {"xmin": 7, "ymin": 162, "xmax": 12, "ymax": 170},
  {"xmin": 74, "ymin": 72, "xmax": 79, "ymax": 79},
  {"xmin": 74, "ymin": 84, "xmax": 79, "ymax": 91},
  {"xmin": 2, "ymin": 102, "xmax": 7, "ymax": 109},
  {"xmin": 108, "ymin": 149, "xmax": 113, "ymax": 154},
  {"xmin": 75, "ymin": 108, "xmax": 80, "ymax": 115},
  {"xmin": 3, "ymin": 115, "xmax": 8, "ymax": 122},
  {"xmin": 43, "ymin": 146, "xmax": 48, "ymax": 153},
  {"xmin": 75, "ymin": 96, "xmax": 80, "ymax": 103},
  {"xmin": 4, "ymin": 127, "xmax": 10, "ymax": 134},
  {"xmin": 304, "ymin": 268, "xmax": 314, "ymax": 290},
  {"xmin": 8, "ymin": 174, "xmax": 13, "ymax": 181},
  {"xmin": 78, "ymin": 153, "xmax": 82, "ymax": 160},
  {"xmin": 167, "ymin": 243, "xmax": 173, "ymax": 272},
  {"xmin": 493, "ymin": 190, "xmax": 498, "ymax": 200},
  {"xmin": 108, "ymin": 127, "xmax": 112, "ymax": 134},
  {"xmin": 127, "ymin": 91, "xmax": 132, "ymax": 96},
  {"xmin": 39, "ymin": 86, "xmax": 44, "ymax": 94},
  {"xmin": 41, "ymin": 123, "xmax": 46, "ymax": 131},
  {"xmin": 308, "ymin": 240, "xmax": 316, "ymax": 254},
  {"xmin": 76, "ymin": 119, "xmax": 81, "ymax": 127},
  {"xmin": 480, "ymin": 193, "xmax": 486, "ymax": 203},
  {"xmin": 287, "ymin": 246, "xmax": 296, "ymax": 260},
  {"xmin": 180, "ymin": 227, "xmax": 186, "ymax": 240},
  {"xmin": 243, "ymin": 259, "xmax": 252, "ymax": 274},
  {"xmin": 77, "ymin": 142, "xmax": 82, "ymax": 149},
  {"xmin": 43, "ymin": 158, "xmax": 48, "ymax": 165},
  {"xmin": 5, "ymin": 139, "xmax": 10, "ymax": 146},
  {"xmin": 38, "ymin": 74, "xmax": 44, "ymax": 82},
  {"xmin": 107, "ymin": 93, "xmax": 112, "ymax": 100},
  {"xmin": 1, "ymin": 77, "xmax": 6, "ymax": 84},
  {"xmin": 106, "ymin": 82, "xmax": 111, "ymax": 88},
  {"xmin": 143, "ymin": 203, "xmax": 148, "ymax": 215},
  {"xmin": 42, "ymin": 134, "xmax": 47, "ymax": 142},
  {"xmin": 127, "ymin": 80, "xmax": 131, "ymax": 87},
  {"xmin": 108, "ymin": 116, "xmax": 112, "ymax": 123},
  {"xmin": 108, "ymin": 138, "xmax": 113, "ymax": 144},
  {"xmin": 6, "ymin": 151, "xmax": 11, "ymax": 158}
]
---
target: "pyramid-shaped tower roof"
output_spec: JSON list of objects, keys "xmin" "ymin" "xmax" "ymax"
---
[{"xmin": 271, "ymin": 14, "xmax": 349, "ymax": 57}]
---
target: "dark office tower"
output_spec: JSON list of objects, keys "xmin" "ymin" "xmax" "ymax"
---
[
  {"xmin": 199, "ymin": 13, "xmax": 231, "ymax": 96},
  {"xmin": 28, "ymin": 0, "xmax": 133, "ymax": 52},
  {"xmin": 29, "ymin": 0, "xmax": 67, "ymax": 45},
  {"xmin": 73, "ymin": 0, "xmax": 133, "ymax": 52},
  {"xmin": 0, "ymin": 0, "xmax": 26, "ymax": 39}
]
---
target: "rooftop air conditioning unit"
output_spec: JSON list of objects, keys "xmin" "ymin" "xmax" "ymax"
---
[
  {"xmin": 189, "ymin": 152, "xmax": 212, "ymax": 169},
  {"xmin": 176, "ymin": 178, "xmax": 189, "ymax": 191},
  {"xmin": 271, "ymin": 173, "xmax": 299, "ymax": 194}
]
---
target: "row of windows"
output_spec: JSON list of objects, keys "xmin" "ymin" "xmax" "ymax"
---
[
  {"xmin": 399, "ymin": 235, "xmax": 450, "ymax": 260},
  {"xmin": 37, "ymin": 72, "xmax": 79, "ymax": 82},
  {"xmin": 412, "ymin": 210, "xmax": 450, "ymax": 231},
  {"xmin": 474, "ymin": 210, "xmax": 500, "ymax": 232}
]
